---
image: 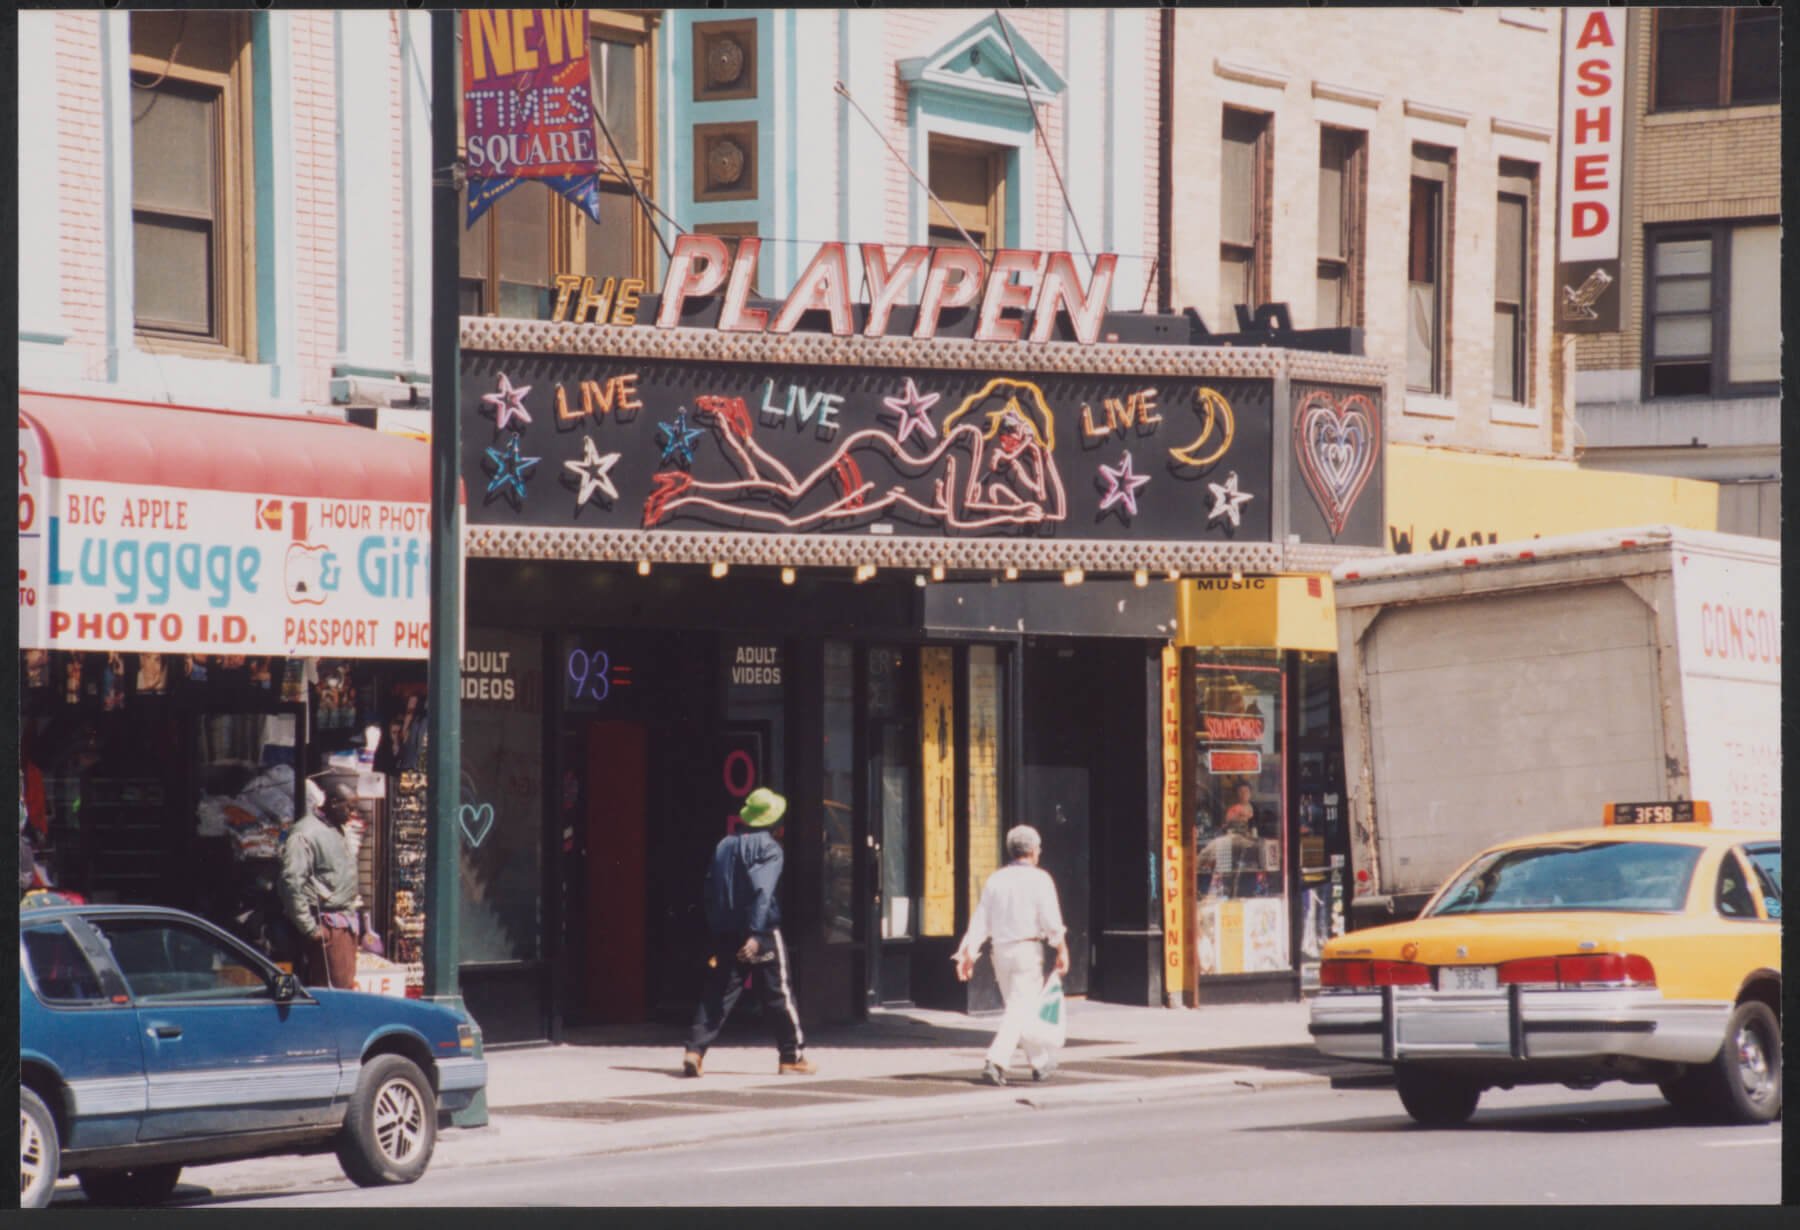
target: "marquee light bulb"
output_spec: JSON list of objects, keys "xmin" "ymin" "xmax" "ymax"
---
[
  {"xmin": 1004, "ymin": 566, "xmax": 1019, "ymax": 581},
  {"xmin": 636, "ymin": 559, "xmax": 652, "ymax": 576},
  {"xmin": 780, "ymin": 567, "xmax": 796, "ymax": 585},
  {"xmin": 914, "ymin": 574, "xmax": 928, "ymax": 588},
  {"xmin": 1166, "ymin": 567, "xmax": 1181, "ymax": 582},
  {"xmin": 931, "ymin": 563, "xmax": 946, "ymax": 582},
  {"xmin": 711, "ymin": 561, "xmax": 729, "ymax": 579},
  {"xmin": 1062, "ymin": 568, "xmax": 1085, "ymax": 586},
  {"xmin": 1231, "ymin": 568, "xmax": 1244, "ymax": 583},
  {"xmin": 1134, "ymin": 569, "xmax": 1149, "ymax": 588}
]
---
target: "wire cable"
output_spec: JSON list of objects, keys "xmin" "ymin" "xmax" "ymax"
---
[
  {"xmin": 834, "ymin": 79, "xmax": 987, "ymax": 274},
  {"xmin": 993, "ymin": 11, "xmax": 1092, "ymax": 268}
]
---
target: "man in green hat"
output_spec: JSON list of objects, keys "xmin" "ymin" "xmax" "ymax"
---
[{"xmin": 683, "ymin": 787, "xmax": 815, "ymax": 1076}]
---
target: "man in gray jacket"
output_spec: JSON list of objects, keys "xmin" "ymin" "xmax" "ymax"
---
[
  {"xmin": 683, "ymin": 788, "xmax": 814, "ymax": 1076},
  {"xmin": 280, "ymin": 772, "xmax": 360, "ymax": 989}
]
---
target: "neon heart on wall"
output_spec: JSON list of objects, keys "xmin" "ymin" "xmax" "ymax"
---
[
  {"xmin": 458, "ymin": 802, "xmax": 496, "ymax": 848},
  {"xmin": 1293, "ymin": 390, "xmax": 1380, "ymax": 539}
]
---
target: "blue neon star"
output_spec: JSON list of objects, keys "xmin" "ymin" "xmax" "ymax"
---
[
  {"xmin": 483, "ymin": 434, "xmax": 540, "ymax": 507},
  {"xmin": 656, "ymin": 409, "xmax": 704, "ymax": 469}
]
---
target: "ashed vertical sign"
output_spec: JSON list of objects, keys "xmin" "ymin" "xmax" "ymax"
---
[{"xmin": 1557, "ymin": 8, "xmax": 1625, "ymax": 333}]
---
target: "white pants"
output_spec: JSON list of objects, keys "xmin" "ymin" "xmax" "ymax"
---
[{"xmin": 985, "ymin": 940, "xmax": 1056, "ymax": 1071}]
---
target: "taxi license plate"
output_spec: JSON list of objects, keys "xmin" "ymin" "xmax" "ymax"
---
[{"xmin": 1439, "ymin": 965, "xmax": 1498, "ymax": 992}]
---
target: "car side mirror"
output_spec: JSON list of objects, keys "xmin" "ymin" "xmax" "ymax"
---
[{"xmin": 274, "ymin": 972, "xmax": 300, "ymax": 1003}]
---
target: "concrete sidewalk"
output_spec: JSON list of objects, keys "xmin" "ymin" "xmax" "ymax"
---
[{"xmin": 75, "ymin": 998, "xmax": 1355, "ymax": 1205}]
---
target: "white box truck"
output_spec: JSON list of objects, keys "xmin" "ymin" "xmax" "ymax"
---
[{"xmin": 1331, "ymin": 526, "xmax": 1779, "ymax": 926}]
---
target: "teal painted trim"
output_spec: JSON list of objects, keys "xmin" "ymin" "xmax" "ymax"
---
[
  {"xmin": 333, "ymin": 362, "xmax": 428, "ymax": 382},
  {"xmin": 668, "ymin": 10, "xmax": 776, "ymax": 260},
  {"xmin": 910, "ymin": 79, "xmax": 1035, "ymax": 135},
  {"xmin": 1003, "ymin": 147, "xmax": 1021, "ymax": 248},
  {"xmin": 251, "ymin": 13, "xmax": 277, "ymax": 367},
  {"xmin": 19, "ymin": 331, "xmax": 69, "ymax": 347},
  {"xmin": 781, "ymin": 9, "xmax": 797, "ymax": 288}
]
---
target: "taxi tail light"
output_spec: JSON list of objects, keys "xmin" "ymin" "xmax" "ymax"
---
[
  {"xmin": 1319, "ymin": 959, "xmax": 1430, "ymax": 988},
  {"xmin": 1498, "ymin": 954, "xmax": 1656, "ymax": 989}
]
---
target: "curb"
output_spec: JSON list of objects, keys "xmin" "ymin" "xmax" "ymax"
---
[{"xmin": 136, "ymin": 1065, "xmax": 1333, "ymax": 1203}]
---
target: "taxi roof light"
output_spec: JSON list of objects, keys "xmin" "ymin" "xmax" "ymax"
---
[{"xmin": 1603, "ymin": 800, "xmax": 1710, "ymax": 827}]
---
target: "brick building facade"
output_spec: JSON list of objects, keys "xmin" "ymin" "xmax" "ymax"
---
[{"xmin": 1571, "ymin": 8, "xmax": 1780, "ymax": 539}]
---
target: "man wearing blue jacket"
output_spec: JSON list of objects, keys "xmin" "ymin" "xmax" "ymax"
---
[{"xmin": 683, "ymin": 787, "xmax": 815, "ymax": 1076}]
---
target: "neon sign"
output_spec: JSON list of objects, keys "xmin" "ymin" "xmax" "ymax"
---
[{"xmin": 565, "ymin": 646, "xmax": 634, "ymax": 707}]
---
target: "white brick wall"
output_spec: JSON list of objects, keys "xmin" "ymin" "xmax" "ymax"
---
[{"xmin": 1168, "ymin": 9, "xmax": 1563, "ymax": 456}]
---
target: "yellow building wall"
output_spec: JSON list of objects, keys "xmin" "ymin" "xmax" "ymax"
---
[{"xmin": 1384, "ymin": 443, "xmax": 1717, "ymax": 555}]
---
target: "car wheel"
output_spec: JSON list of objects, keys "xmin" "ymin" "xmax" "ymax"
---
[
  {"xmin": 1698, "ymin": 1001, "xmax": 1782, "ymax": 1125},
  {"xmin": 1395, "ymin": 1068, "xmax": 1481, "ymax": 1127},
  {"xmin": 20, "ymin": 1087, "xmax": 60, "ymax": 1209},
  {"xmin": 77, "ymin": 1164, "xmax": 183, "ymax": 1207},
  {"xmin": 335, "ymin": 1054, "xmax": 437, "ymax": 1187}
]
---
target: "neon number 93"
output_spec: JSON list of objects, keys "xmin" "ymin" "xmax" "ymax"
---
[{"xmin": 567, "ymin": 648, "xmax": 610, "ymax": 703}]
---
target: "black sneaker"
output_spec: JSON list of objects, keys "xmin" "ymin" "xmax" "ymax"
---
[
  {"xmin": 1032, "ymin": 1054, "xmax": 1057, "ymax": 1082},
  {"xmin": 981, "ymin": 1061, "xmax": 1008, "ymax": 1087}
]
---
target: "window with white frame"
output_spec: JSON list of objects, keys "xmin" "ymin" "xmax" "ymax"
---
[
  {"xmin": 1493, "ymin": 162, "xmax": 1536, "ymax": 405},
  {"xmin": 129, "ymin": 11, "xmax": 256, "ymax": 357},
  {"xmin": 1407, "ymin": 145, "xmax": 1454, "ymax": 395},
  {"xmin": 1221, "ymin": 108, "xmax": 1271, "ymax": 331},
  {"xmin": 1316, "ymin": 127, "xmax": 1365, "ymax": 329},
  {"xmin": 1646, "ymin": 221, "xmax": 1780, "ymax": 399}
]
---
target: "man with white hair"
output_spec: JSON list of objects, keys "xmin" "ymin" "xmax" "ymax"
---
[{"xmin": 953, "ymin": 824, "xmax": 1070, "ymax": 1086}]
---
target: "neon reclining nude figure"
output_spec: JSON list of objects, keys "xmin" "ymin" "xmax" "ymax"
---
[{"xmin": 642, "ymin": 377, "xmax": 1069, "ymax": 533}]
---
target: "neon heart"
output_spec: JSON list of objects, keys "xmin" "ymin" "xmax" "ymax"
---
[
  {"xmin": 1293, "ymin": 391, "xmax": 1380, "ymax": 538},
  {"xmin": 458, "ymin": 803, "xmax": 495, "ymax": 848}
]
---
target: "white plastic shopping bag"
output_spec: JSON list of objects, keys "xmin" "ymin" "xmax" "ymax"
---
[{"xmin": 1036, "ymin": 971, "xmax": 1067, "ymax": 1049}]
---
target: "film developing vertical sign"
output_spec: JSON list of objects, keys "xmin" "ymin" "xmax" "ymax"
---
[
  {"xmin": 1160, "ymin": 645, "xmax": 1187, "ymax": 1004},
  {"xmin": 920, "ymin": 647, "xmax": 956, "ymax": 938},
  {"xmin": 1557, "ymin": 9, "xmax": 1624, "ymax": 333},
  {"xmin": 461, "ymin": 10, "xmax": 605, "ymax": 227}
]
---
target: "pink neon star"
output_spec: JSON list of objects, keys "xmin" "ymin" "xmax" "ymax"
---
[
  {"xmin": 482, "ymin": 372, "xmax": 533, "ymax": 431},
  {"xmin": 1098, "ymin": 451, "xmax": 1152, "ymax": 519},
  {"xmin": 880, "ymin": 378, "xmax": 941, "ymax": 445}
]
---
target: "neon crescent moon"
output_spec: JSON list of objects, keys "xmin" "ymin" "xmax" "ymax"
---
[{"xmin": 1169, "ymin": 387, "xmax": 1235, "ymax": 468}]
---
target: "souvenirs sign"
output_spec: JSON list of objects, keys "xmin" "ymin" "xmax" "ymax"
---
[{"xmin": 462, "ymin": 10, "xmax": 606, "ymax": 226}]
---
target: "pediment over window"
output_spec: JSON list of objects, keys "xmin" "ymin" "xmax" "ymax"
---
[{"xmin": 897, "ymin": 13, "xmax": 1065, "ymax": 104}]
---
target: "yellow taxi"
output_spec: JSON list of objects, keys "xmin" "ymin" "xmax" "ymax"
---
[{"xmin": 1309, "ymin": 802, "xmax": 1781, "ymax": 1126}]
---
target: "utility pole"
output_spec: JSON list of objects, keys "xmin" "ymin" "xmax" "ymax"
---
[{"xmin": 425, "ymin": 7, "xmax": 483, "ymax": 1126}]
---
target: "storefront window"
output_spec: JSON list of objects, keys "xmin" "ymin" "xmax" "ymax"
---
[
  {"xmin": 867, "ymin": 647, "xmax": 916, "ymax": 940},
  {"xmin": 965, "ymin": 646, "xmax": 1004, "ymax": 915},
  {"xmin": 1191, "ymin": 653, "xmax": 1288, "ymax": 976},
  {"xmin": 1292, "ymin": 651, "xmax": 1348, "ymax": 979},
  {"xmin": 820, "ymin": 641, "xmax": 856, "ymax": 945},
  {"xmin": 459, "ymin": 629, "xmax": 544, "ymax": 964}
]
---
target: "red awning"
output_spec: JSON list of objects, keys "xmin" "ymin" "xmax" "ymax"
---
[{"xmin": 20, "ymin": 390, "xmax": 450, "ymax": 504}]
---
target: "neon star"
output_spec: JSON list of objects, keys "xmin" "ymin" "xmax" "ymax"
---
[
  {"xmin": 880, "ymin": 378, "xmax": 942, "ymax": 445},
  {"xmin": 1097, "ymin": 450, "xmax": 1152, "ymax": 520},
  {"xmin": 656, "ymin": 409, "xmax": 703, "ymax": 469},
  {"xmin": 482, "ymin": 435, "xmax": 540, "ymax": 507},
  {"xmin": 481, "ymin": 372, "xmax": 533, "ymax": 431},
  {"xmin": 564, "ymin": 435, "xmax": 621, "ymax": 510},
  {"xmin": 1206, "ymin": 470, "xmax": 1255, "ymax": 528}
]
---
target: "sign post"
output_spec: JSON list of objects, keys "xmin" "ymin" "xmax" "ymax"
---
[{"xmin": 426, "ymin": 8, "xmax": 482, "ymax": 1126}]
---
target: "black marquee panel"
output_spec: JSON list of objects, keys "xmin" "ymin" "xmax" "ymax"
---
[{"xmin": 460, "ymin": 351, "xmax": 1277, "ymax": 546}]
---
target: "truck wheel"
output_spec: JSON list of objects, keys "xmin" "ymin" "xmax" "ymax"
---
[
  {"xmin": 77, "ymin": 1164, "xmax": 183, "ymax": 1206},
  {"xmin": 1395, "ymin": 1068, "xmax": 1481, "ymax": 1127},
  {"xmin": 335, "ymin": 1054, "xmax": 436, "ymax": 1187},
  {"xmin": 20, "ymin": 1086, "xmax": 60, "ymax": 1209},
  {"xmin": 1698, "ymin": 1002, "xmax": 1781, "ymax": 1125}
]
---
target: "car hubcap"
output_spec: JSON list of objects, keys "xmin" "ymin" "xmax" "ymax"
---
[
  {"xmin": 1736, "ymin": 1024, "xmax": 1773, "ymax": 1103},
  {"xmin": 372, "ymin": 1079, "xmax": 425, "ymax": 1163},
  {"xmin": 21, "ymin": 1110, "xmax": 46, "ymax": 1198}
]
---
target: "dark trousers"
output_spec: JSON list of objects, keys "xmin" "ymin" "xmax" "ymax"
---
[
  {"xmin": 687, "ymin": 928, "xmax": 804, "ymax": 1061},
  {"xmin": 300, "ymin": 922, "xmax": 358, "ymax": 990}
]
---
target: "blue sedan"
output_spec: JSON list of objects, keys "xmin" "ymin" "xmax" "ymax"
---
[{"xmin": 19, "ymin": 902, "xmax": 485, "ymax": 1207}]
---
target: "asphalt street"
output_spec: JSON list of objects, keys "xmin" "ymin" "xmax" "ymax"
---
[{"xmin": 126, "ymin": 1081, "xmax": 1780, "ymax": 1207}]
